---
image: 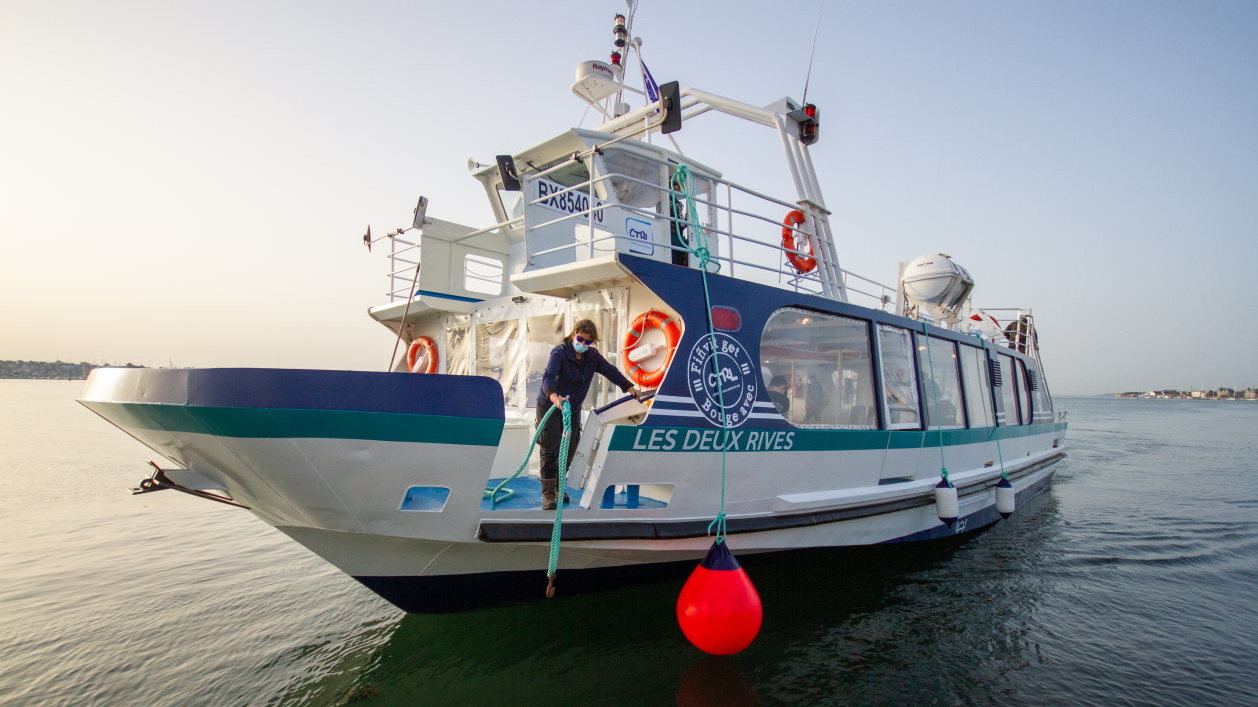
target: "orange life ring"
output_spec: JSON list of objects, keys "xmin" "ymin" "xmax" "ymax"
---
[
  {"xmin": 406, "ymin": 336, "xmax": 439, "ymax": 374},
  {"xmin": 781, "ymin": 209, "xmax": 816, "ymax": 274},
  {"xmin": 621, "ymin": 309, "xmax": 681, "ymax": 388}
]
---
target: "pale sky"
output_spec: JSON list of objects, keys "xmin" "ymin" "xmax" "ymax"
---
[{"xmin": 2, "ymin": 0, "xmax": 1255, "ymax": 395}]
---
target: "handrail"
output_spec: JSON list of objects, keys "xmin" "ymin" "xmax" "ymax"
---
[{"xmin": 382, "ymin": 157, "xmax": 900, "ymax": 306}]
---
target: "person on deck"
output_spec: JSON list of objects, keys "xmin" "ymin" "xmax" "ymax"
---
[
  {"xmin": 768, "ymin": 374, "xmax": 791, "ymax": 417},
  {"xmin": 538, "ymin": 319, "xmax": 641, "ymax": 510}
]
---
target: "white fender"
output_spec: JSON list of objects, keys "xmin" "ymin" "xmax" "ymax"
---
[
  {"xmin": 995, "ymin": 477, "xmax": 1016, "ymax": 518},
  {"xmin": 935, "ymin": 480, "xmax": 959, "ymax": 526}
]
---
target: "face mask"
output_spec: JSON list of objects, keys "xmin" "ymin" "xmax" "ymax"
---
[{"xmin": 573, "ymin": 340, "xmax": 589, "ymax": 354}]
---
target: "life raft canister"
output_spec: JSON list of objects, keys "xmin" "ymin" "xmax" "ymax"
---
[
  {"xmin": 406, "ymin": 336, "xmax": 439, "ymax": 374},
  {"xmin": 621, "ymin": 309, "xmax": 681, "ymax": 388},
  {"xmin": 781, "ymin": 209, "xmax": 816, "ymax": 274}
]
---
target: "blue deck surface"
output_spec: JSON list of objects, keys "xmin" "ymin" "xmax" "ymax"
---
[
  {"xmin": 481, "ymin": 477, "xmax": 584, "ymax": 510},
  {"xmin": 480, "ymin": 478, "xmax": 669, "ymax": 511}
]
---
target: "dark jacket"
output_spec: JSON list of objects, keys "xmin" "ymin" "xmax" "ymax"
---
[{"xmin": 538, "ymin": 342, "xmax": 633, "ymax": 411}]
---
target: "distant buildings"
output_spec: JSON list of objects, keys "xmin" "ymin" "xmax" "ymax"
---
[{"xmin": 1114, "ymin": 387, "xmax": 1257, "ymax": 400}]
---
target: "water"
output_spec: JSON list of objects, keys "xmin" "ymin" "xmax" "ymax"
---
[{"xmin": 2, "ymin": 381, "xmax": 1256, "ymax": 706}]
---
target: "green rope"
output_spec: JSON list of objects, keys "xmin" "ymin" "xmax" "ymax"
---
[
  {"xmin": 545, "ymin": 401, "xmax": 572, "ymax": 596},
  {"xmin": 481, "ymin": 400, "xmax": 572, "ymax": 597},
  {"xmin": 920, "ymin": 323, "xmax": 951, "ymax": 487},
  {"xmin": 673, "ymin": 165, "xmax": 730, "ymax": 542},
  {"xmin": 484, "ymin": 403, "xmax": 560, "ymax": 506}
]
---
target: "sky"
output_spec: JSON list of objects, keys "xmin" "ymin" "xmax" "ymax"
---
[{"xmin": 2, "ymin": 0, "xmax": 1255, "ymax": 395}]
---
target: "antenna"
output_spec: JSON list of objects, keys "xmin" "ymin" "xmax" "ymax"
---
[{"xmin": 800, "ymin": 0, "xmax": 825, "ymax": 107}]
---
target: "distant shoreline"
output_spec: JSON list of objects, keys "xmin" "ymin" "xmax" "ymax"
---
[
  {"xmin": 0, "ymin": 360, "xmax": 141, "ymax": 380},
  {"xmin": 1111, "ymin": 392, "xmax": 1256, "ymax": 401}
]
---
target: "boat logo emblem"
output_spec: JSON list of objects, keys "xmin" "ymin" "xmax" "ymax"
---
[{"xmin": 686, "ymin": 333, "xmax": 758, "ymax": 427}]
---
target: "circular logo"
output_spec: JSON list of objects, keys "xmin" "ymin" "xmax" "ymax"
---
[{"xmin": 686, "ymin": 333, "xmax": 758, "ymax": 428}]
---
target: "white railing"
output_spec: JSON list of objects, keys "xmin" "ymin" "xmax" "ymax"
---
[
  {"xmin": 514, "ymin": 153, "xmax": 896, "ymax": 309},
  {"xmin": 386, "ymin": 234, "xmax": 421, "ymax": 302},
  {"xmin": 380, "ymin": 154, "xmax": 897, "ymax": 310}
]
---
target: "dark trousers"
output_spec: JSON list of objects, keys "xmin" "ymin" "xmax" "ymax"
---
[{"xmin": 536, "ymin": 402, "xmax": 581, "ymax": 481}]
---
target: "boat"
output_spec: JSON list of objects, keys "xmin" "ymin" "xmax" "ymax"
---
[{"xmin": 80, "ymin": 5, "xmax": 1067, "ymax": 613}]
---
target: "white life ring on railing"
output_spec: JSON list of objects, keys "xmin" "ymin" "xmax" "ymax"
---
[{"xmin": 406, "ymin": 336, "xmax": 439, "ymax": 374}]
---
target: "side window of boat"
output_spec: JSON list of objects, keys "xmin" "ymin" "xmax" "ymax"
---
[
  {"xmin": 761, "ymin": 308, "xmax": 877, "ymax": 429},
  {"xmin": 599, "ymin": 149, "xmax": 663, "ymax": 210},
  {"xmin": 1015, "ymin": 359, "xmax": 1034, "ymax": 426},
  {"xmin": 997, "ymin": 354, "xmax": 1020, "ymax": 425},
  {"xmin": 876, "ymin": 325, "xmax": 921, "ymax": 430},
  {"xmin": 916, "ymin": 336, "xmax": 966, "ymax": 430},
  {"xmin": 1027, "ymin": 361, "xmax": 1053, "ymax": 422},
  {"xmin": 959, "ymin": 345, "xmax": 995, "ymax": 427}
]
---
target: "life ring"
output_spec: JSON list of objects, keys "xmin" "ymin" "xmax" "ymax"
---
[
  {"xmin": 406, "ymin": 336, "xmax": 439, "ymax": 374},
  {"xmin": 781, "ymin": 209, "xmax": 816, "ymax": 273},
  {"xmin": 621, "ymin": 310, "xmax": 681, "ymax": 388}
]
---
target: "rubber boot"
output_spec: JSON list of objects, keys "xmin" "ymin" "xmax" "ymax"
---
[{"xmin": 541, "ymin": 479, "xmax": 558, "ymax": 511}]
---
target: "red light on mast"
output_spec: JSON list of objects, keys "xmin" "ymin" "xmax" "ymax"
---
[{"xmin": 799, "ymin": 103, "xmax": 820, "ymax": 145}]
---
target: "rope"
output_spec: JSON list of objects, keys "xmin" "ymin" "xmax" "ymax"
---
[
  {"xmin": 545, "ymin": 401, "xmax": 572, "ymax": 597},
  {"xmin": 483, "ymin": 400, "xmax": 572, "ymax": 596},
  {"xmin": 672, "ymin": 165, "xmax": 731, "ymax": 542},
  {"xmin": 484, "ymin": 403, "xmax": 561, "ymax": 506},
  {"xmin": 919, "ymin": 323, "xmax": 951, "ymax": 487}
]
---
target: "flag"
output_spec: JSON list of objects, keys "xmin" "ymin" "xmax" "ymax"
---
[{"xmin": 642, "ymin": 60, "xmax": 659, "ymax": 103}]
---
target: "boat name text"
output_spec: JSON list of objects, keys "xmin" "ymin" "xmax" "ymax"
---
[{"xmin": 630, "ymin": 427, "xmax": 796, "ymax": 452}]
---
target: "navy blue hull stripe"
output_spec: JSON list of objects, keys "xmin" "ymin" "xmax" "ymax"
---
[{"xmin": 82, "ymin": 367, "xmax": 505, "ymax": 419}]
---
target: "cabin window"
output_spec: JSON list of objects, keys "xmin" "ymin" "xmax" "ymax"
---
[
  {"xmin": 877, "ymin": 325, "xmax": 922, "ymax": 430},
  {"xmin": 497, "ymin": 187, "xmax": 524, "ymax": 223},
  {"xmin": 476, "ymin": 318, "xmax": 524, "ymax": 407},
  {"xmin": 997, "ymin": 354, "xmax": 1020, "ymax": 425},
  {"xmin": 917, "ymin": 336, "xmax": 965, "ymax": 429},
  {"xmin": 444, "ymin": 314, "xmax": 472, "ymax": 376},
  {"xmin": 1016, "ymin": 359, "xmax": 1034, "ymax": 426},
  {"xmin": 959, "ymin": 345, "xmax": 995, "ymax": 427},
  {"xmin": 1028, "ymin": 361, "xmax": 1053, "ymax": 422},
  {"xmin": 540, "ymin": 159, "xmax": 592, "ymax": 190},
  {"xmin": 600, "ymin": 149, "xmax": 663, "ymax": 211},
  {"xmin": 463, "ymin": 254, "xmax": 504, "ymax": 296},
  {"xmin": 761, "ymin": 308, "xmax": 877, "ymax": 429}
]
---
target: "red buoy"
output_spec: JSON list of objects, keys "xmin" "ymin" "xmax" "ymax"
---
[{"xmin": 676, "ymin": 541, "xmax": 762, "ymax": 655}]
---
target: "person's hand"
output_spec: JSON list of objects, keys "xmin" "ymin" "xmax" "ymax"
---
[
  {"xmin": 630, "ymin": 387, "xmax": 644, "ymax": 401},
  {"xmin": 549, "ymin": 393, "xmax": 567, "ymax": 407}
]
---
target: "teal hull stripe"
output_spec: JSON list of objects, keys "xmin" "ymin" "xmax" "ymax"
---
[
  {"xmin": 609, "ymin": 422, "xmax": 1067, "ymax": 453},
  {"xmin": 84, "ymin": 401, "xmax": 503, "ymax": 445}
]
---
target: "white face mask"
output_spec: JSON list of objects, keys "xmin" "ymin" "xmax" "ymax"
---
[{"xmin": 573, "ymin": 340, "xmax": 590, "ymax": 354}]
